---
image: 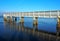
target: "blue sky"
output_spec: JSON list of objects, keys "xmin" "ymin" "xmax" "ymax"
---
[{"xmin": 0, "ymin": 0, "xmax": 60, "ymax": 12}]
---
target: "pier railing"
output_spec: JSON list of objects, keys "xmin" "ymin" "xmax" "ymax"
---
[{"xmin": 3, "ymin": 10, "xmax": 60, "ymax": 18}]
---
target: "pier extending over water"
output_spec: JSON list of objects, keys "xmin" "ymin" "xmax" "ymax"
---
[{"xmin": 3, "ymin": 10, "xmax": 60, "ymax": 41}]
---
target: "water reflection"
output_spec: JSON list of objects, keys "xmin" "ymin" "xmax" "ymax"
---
[
  {"xmin": 3, "ymin": 22, "xmax": 59, "ymax": 41},
  {"xmin": 3, "ymin": 16, "xmax": 60, "ymax": 41},
  {"xmin": 3, "ymin": 22, "xmax": 42, "ymax": 41}
]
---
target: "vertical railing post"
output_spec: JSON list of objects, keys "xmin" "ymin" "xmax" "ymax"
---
[
  {"xmin": 44, "ymin": 11, "xmax": 45, "ymax": 18},
  {"xmin": 50, "ymin": 10, "xmax": 51, "ymax": 18},
  {"xmin": 58, "ymin": 10, "xmax": 59, "ymax": 17}
]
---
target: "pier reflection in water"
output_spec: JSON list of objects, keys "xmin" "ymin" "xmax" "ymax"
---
[
  {"xmin": 3, "ymin": 16, "xmax": 60, "ymax": 41},
  {"xmin": 4, "ymin": 22, "xmax": 44, "ymax": 41},
  {"xmin": 4, "ymin": 21, "xmax": 60, "ymax": 41}
]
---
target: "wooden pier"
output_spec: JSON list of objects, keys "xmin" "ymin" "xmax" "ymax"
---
[{"xmin": 3, "ymin": 10, "xmax": 60, "ymax": 41}]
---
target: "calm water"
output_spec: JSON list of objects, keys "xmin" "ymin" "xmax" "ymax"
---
[
  {"xmin": 0, "ymin": 16, "xmax": 57, "ymax": 33},
  {"xmin": 0, "ymin": 16, "xmax": 46, "ymax": 41},
  {"xmin": 24, "ymin": 17, "xmax": 57, "ymax": 33},
  {"xmin": 0, "ymin": 16, "xmax": 57, "ymax": 41}
]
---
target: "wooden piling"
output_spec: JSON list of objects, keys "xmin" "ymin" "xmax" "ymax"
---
[
  {"xmin": 33, "ymin": 17, "xmax": 38, "ymax": 36},
  {"xmin": 20, "ymin": 16, "xmax": 24, "ymax": 32},
  {"xmin": 56, "ymin": 17, "xmax": 60, "ymax": 41}
]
